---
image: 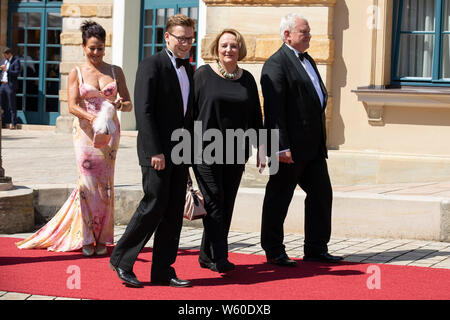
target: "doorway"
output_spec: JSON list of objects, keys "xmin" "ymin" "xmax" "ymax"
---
[{"xmin": 7, "ymin": 0, "xmax": 62, "ymax": 125}]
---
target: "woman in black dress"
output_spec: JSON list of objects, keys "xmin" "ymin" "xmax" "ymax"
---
[{"xmin": 193, "ymin": 29, "xmax": 265, "ymax": 273}]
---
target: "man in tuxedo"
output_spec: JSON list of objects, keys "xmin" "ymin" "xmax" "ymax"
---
[
  {"xmin": 0, "ymin": 48, "xmax": 21, "ymax": 129},
  {"xmin": 109, "ymin": 14, "xmax": 195, "ymax": 288},
  {"xmin": 260, "ymin": 13, "xmax": 342, "ymax": 266}
]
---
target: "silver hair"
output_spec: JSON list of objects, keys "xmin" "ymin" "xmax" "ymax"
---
[{"xmin": 279, "ymin": 13, "xmax": 308, "ymax": 41}]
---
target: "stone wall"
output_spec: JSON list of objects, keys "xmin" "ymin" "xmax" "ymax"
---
[
  {"xmin": 56, "ymin": 0, "xmax": 114, "ymax": 133},
  {"xmin": 0, "ymin": 188, "xmax": 34, "ymax": 234},
  {"xmin": 56, "ymin": 0, "xmax": 337, "ymax": 134}
]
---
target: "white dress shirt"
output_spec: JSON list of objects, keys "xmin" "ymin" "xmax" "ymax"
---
[
  {"xmin": 1, "ymin": 57, "xmax": 11, "ymax": 83},
  {"xmin": 285, "ymin": 43, "xmax": 324, "ymax": 108},
  {"xmin": 166, "ymin": 49, "xmax": 190, "ymax": 116}
]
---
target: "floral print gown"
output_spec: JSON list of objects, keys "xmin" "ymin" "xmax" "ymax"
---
[{"xmin": 16, "ymin": 66, "xmax": 120, "ymax": 252}]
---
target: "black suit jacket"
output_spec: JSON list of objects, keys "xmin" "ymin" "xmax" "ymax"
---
[
  {"xmin": 261, "ymin": 43, "xmax": 328, "ymax": 162},
  {"xmin": 134, "ymin": 50, "xmax": 194, "ymax": 166},
  {"xmin": 1, "ymin": 56, "xmax": 21, "ymax": 91}
]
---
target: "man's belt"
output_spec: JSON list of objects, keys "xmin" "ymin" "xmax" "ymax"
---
[{"xmin": 0, "ymin": 81, "xmax": 8, "ymax": 84}]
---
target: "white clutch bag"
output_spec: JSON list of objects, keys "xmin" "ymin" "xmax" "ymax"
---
[{"xmin": 92, "ymin": 100, "xmax": 116, "ymax": 148}]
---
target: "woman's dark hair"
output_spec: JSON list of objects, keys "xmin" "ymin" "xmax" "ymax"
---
[{"xmin": 80, "ymin": 20, "xmax": 106, "ymax": 46}]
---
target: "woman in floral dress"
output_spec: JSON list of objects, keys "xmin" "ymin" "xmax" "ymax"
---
[{"xmin": 16, "ymin": 21, "xmax": 133, "ymax": 256}]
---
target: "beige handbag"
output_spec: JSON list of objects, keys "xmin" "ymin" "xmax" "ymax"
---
[{"xmin": 184, "ymin": 173, "xmax": 207, "ymax": 220}]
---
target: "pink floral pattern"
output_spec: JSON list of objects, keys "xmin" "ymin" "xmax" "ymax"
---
[{"xmin": 16, "ymin": 79, "xmax": 120, "ymax": 252}]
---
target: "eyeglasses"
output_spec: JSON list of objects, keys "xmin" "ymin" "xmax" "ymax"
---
[{"xmin": 168, "ymin": 32, "xmax": 196, "ymax": 44}]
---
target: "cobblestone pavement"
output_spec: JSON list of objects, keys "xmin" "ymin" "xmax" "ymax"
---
[{"xmin": 1, "ymin": 226, "xmax": 450, "ymax": 300}]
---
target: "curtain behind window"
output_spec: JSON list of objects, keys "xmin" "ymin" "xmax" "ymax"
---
[
  {"xmin": 442, "ymin": 0, "xmax": 450, "ymax": 79},
  {"xmin": 397, "ymin": 0, "xmax": 435, "ymax": 78}
]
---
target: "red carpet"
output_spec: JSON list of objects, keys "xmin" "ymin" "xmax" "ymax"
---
[{"xmin": 1, "ymin": 237, "xmax": 449, "ymax": 300}]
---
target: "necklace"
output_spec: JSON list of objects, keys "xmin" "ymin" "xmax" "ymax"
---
[{"xmin": 217, "ymin": 61, "xmax": 239, "ymax": 79}]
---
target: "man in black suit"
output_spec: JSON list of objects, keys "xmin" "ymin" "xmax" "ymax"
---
[
  {"xmin": 0, "ymin": 48, "xmax": 21, "ymax": 129},
  {"xmin": 109, "ymin": 14, "xmax": 195, "ymax": 288},
  {"xmin": 260, "ymin": 13, "xmax": 342, "ymax": 266}
]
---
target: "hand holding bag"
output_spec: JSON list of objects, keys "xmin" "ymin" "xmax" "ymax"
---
[
  {"xmin": 184, "ymin": 172, "xmax": 207, "ymax": 220},
  {"xmin": 92, "ymin": 100, "xmax": 116, "ymax": 148}
]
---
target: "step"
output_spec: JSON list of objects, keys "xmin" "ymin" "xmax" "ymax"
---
[
  {"xmin": 231, "ymin": 188, "xmax": 448, "ymax": 242},
  {"xmin": 19, "ymin": 184, "xmax": 450, "ymax": 242}
]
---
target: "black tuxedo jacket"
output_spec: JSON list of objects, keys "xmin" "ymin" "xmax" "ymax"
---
[
  {"xmin": 261, "ymin": 43, "xmax": 328, "ymax": 162},
  {"xmin": 1, "ymin": 55, "xmax": 21, "ymax": 91},
  {"xmin": 134, "ymin": 50, "xmax": 194, "ymax": 166}
]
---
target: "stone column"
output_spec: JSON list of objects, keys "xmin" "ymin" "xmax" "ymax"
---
[
  {"xmin": 56, "ymin": 0, "xmax": 114, "ymax": 133},
  {"xmin": 111, "ymin": 0, "xmax": 140, "ymax": 130}
]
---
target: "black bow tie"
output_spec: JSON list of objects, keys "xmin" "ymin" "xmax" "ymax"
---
[
  {"xmin": 176, "ymin": 58, "xmax": 190, "ymax": 69},
  {"xmin": 298, "ymin": 52, "xmax": 309, "ymax": 61}
]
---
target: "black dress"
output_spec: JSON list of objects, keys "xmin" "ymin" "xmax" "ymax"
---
[{"xmin": 193, "ymin": 64, "xmax": 263, "ymax": 264}]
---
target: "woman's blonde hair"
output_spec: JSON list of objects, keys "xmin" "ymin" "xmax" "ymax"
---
[{"xmin": 209, "ymin": 28, "xmax": 247, "ymax": 61}]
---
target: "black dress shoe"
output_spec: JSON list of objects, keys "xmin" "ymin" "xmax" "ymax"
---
[
  {"xmin": 152, "ymin": 277, "xmax": 192, "ymax": 288},
  {"xmin": 109, "ymin": 263, "xmax": 143, "ymax": 288},
  {"xmin": 199, "ymin": 258, "xmax": 215, "ymax": 270},
  {"xmin": 198, "ymin": 259, "xmax": 236, "ymax": 273},
  {"xmin": 267, "ymin": 253, "xmax": 297, "ymax": 267},
  {"xmin": 303, "ymin": 252, "xmax": 343, "ymax": 263},
  {"xmin": 200, "ymin": 258, "xmax": 235, "ymax": 273},
  {"xmin": 213, "ymin": 259, "xmax": 235, "ymax": 273}
]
